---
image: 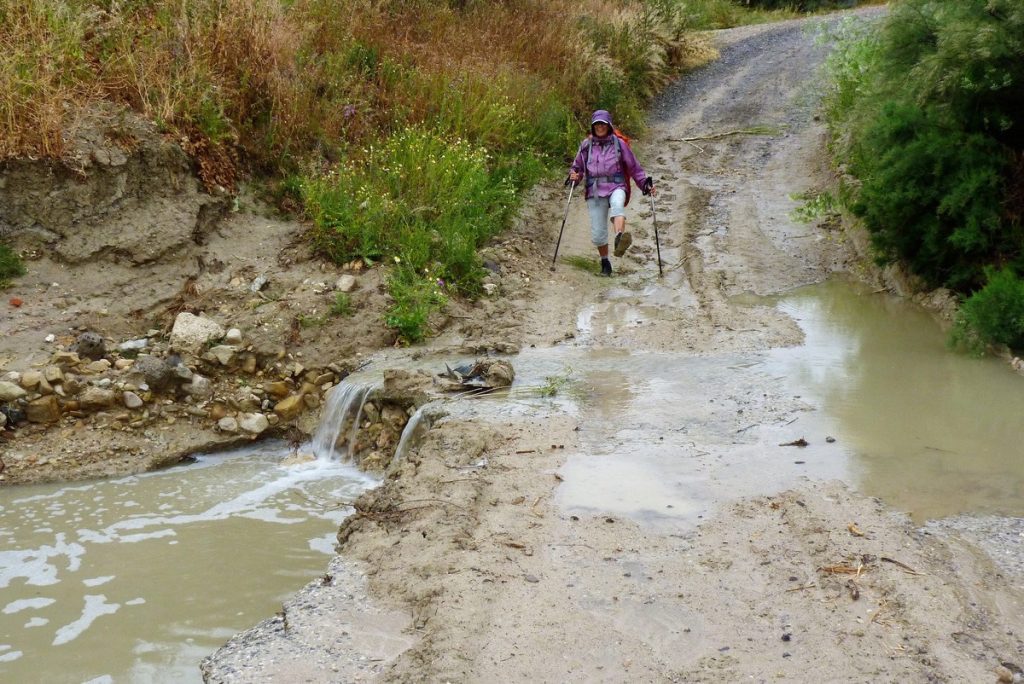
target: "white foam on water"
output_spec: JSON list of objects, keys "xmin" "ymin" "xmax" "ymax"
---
[
  {"xmin": 52, "ymin": 595, "xmax": 120, "ymax": 646},
  {"xmin": 82, "ymin": 576, "xmax": 115, "ymax": 588},
  {"xmin": 125, "ymin": 598, "xmax": 145, "ymax": 606},
  {"xmin": 82, "ymin": 676, "xmax": 114, "ymax": 684},
  {"xmin": 25, "ymin": 617, "xmax": 49, "ymax": 628},
  {"xmin": 3, "ymin": 597, "xmax": 56, "ymax": 614},
  {"xmin": 309, "ymin": 532, "xmax": 339, "ymax": 555},
  {"xmin": 0, "ymin": 534, "xmax": 86, "ymax": 589},
  {"xmin": 0, "ymin": 648, "xmax": 23, "ymax": 662}
]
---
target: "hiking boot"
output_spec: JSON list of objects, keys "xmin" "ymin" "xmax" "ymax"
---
[
  {"xmin": 613, "ymin": 231, "xmax": 632, "ymax": 257},
  {"xmin": 600, "ymin": 258, "xmax": 612, "ymax": 277}
]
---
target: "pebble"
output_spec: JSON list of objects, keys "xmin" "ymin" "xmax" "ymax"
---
[
  {"xmin": 44, "ymin": 334, "xmax": 56, "ymax": 343},
  {"xmin": 123, "ymin": 392, "xmax": 144, "ymax": 409}
]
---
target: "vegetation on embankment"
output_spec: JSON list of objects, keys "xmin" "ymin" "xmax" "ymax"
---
[
  {"xmin": 821, "ymin": 0, "xmax": 1024, "ymax": 353},
  {"xmin": 1, "ymin": 0, "xmax": 851, "ymax": 342}
]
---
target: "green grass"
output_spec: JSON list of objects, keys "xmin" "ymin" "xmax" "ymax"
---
[{"xmin": 561, "ymin": 255, "xmax": 602, "ymax": 275}]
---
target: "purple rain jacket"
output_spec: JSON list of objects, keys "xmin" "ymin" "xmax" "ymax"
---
[{"xmin": 569, "ymin": 110, "xmax": 649, "ymax": 202}]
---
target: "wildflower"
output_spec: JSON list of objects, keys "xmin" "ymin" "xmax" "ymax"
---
[{"xmin": 394, "ymin": 256, "xmax": 401, "ymax": 263}]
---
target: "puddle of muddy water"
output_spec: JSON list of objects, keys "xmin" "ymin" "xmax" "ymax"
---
[
  {"xmin": 0, "ymin": 443, "xmax": 375, "ymax": 683},
  {"xmin": 504, "ymin": 279, "xmax": 1024, "ymax": 529},
  {"xmin": 769, "ymin": 280, "xmax": 1024, "ymax": 522}
]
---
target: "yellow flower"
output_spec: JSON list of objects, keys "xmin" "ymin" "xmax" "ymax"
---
[{"xmin": 394, "ymin": 256, "xmax": 401, "ymax": 263}]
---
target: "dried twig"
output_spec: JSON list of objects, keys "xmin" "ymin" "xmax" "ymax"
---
[{"xmin": 881, "ymin": 557, "xmax": 923, "ymax": 575}]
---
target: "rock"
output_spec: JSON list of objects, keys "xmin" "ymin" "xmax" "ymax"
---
[
  {"xmin": 1, "ymin": 405, "xmax": 26, "ymax": 426},
  {"xmin": 50, "ymin": 351, "xmax": 81, "ymax": 368},
  {"xmin": 381, "ymin": 405, "xmax": 408, "ymax": 433},
  {"xmin": 273, "ymin": 395, "xmax": 304, "ymax": 421},
  {"xmin": 224, "ymin": 328, "xmax": 243, "ymax": 345},
  {"xmin": 44, "ymin": 366, "xmax": 65, "ymax": 384},
  {"xmin": 206, "ymin": 345, "xmax": 235, "ymax": 366},
  {"xmin": 0, "ymin": 381, "xmax": 27, "ymax": 402},
  {"xmin": 238, "ymin": 412, "xmax": 269, "ymax": 435},
  {"xmin": 187, "ymin": 375, "xmax": 213, "ymax": 399},
  {"xmin": 62, "ymin": 375, "xmax": 83, "ymax": 396},
  {"xmin": 44, "ymin": 333, "xmax": 56, "ymax": 343},
  {"xmin": 209, "ymin": 403, "xmax": 229, "ymax": 421},
  {"xmin": 218, "ymin": 416, "xmax": 239, "ymax": 433},
  {"xmin": 303, "ymin": 393, "xmax": 321, "ymax": 409},
  {"xmin": 265, "ymin": 381, "xmax": 291, "ymax": 399},
  {"xmin": 250, "ymin": 275, "xmax": 268, "ymax": 293},
  {"xmin": 123, "ymin": 392, "xmax": 144, "ymax": 409},
  {"xmin": 281, "ymin": 452, "xmax": 316, "ymax": 467},
  {"xmin": 79, "ymin": 387, "xmax": 116, "ymax": 411},
  {"xmin": 118, "ymin": 338, "xmax": 149, "ymax": 352},
  {"xmin": 240, "ymin": 354, "xmax": 257, "ymax": 374},
  {"xmin": 19, "ymin": 371, "xmax": 43, "ymax": 390},
  {"xmin": 483, "ymin": 283, "xmax": 498, "ymax": 296},
  {"xmin": 131, "ymin": 355, "xmax": 174, "ymax": 390},
  {"xmin": 335, "ymin": 274, "xmax": 357, "ymax": 292},
  {"xmin": 82, "ymin": 360, "xmax": 112, "ymax": 374},
  {"xmin": 37, "ymin": 378, "xmax": 54, "ymax": 395},
  {"xmin": 114, "ymin": 359, "xmax": 134, "ymax": 371},
  {"xmin": 1, "ymin": 371, "xmax": 19, "ymax": 384},
  {"xmin": 73, "ymin": 331, "xmax": 107, "ymax": 360},
  {"xmin": 169, "ymin": 312, "xmax": 225, "ymax": 355},
  {"xmin": 25, "ymin": 396, "xmax": 61, "ymax": 423},
  {"xmin": 0, "ymin": 412, "xmax": 6, "ymax": 428}
]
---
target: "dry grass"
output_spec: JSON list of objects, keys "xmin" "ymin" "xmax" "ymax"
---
[{"xmin": 1, "ymin": 0, "xmax": 719, "ymax": 167}]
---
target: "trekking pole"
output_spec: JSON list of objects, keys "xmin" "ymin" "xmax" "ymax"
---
[
  {"xmin": 649, "ymin": 192, "xmax": 664, "ymax": 277},
  {"xmin": 550, "ymin": 179, "xmax": 577, "ymax": 271}
]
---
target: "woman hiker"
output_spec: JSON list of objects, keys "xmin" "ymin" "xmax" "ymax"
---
[{"xmin": 568, "ymin": 109, "xmax": 654, "ymax": 276}]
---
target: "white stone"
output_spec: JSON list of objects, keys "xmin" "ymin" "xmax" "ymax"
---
[
  {"xmin": 335, "ymin": 275, "xmax": 357, "ymax": 292},
  {"xmin": 218, "ymin": 416, "xmax": 239, "ymax": 433},
  {"xmin": 118, "ymin": 338, "xmax": 149, "ymax": 351},
  {"xmin": 238, "ymin": 412, "xmax": 270, "ymax": 435},
  {"xmin": 123, "ymin": 392, "xmax": 144, "ymax": 409},
  {"xmin": 0, "ymin": 381, "xmax": 27, "ymax": 402},
  {"xmin": 187, "ymin": 375, "xmax": 213, "ymax": 399},
  {"xmin": 44, "ymin": 334, "xmax": 56, "ymax": 343},
  {"xmin": 483, "ymin": 283, "xmax": 498, "ymax": 296},
  {"xmin": 169, "ymin": 312, "xmax": 225, "ymax": 355},
  {"xmin": 224, "ymin": 328, "xmax": 243, "ymax": 345},
  {"xmin": 206, "ymin": 345, "xmax": 235, "ymax": 366}
]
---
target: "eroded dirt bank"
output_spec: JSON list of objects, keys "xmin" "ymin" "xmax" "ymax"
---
[{"xmin": 204, "ymin": 8, "xmax": 1024, "ymax": 684}]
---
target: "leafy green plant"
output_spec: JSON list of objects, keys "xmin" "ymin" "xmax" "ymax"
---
[
  {"xmin": 950, "ymin": 268, "xmax": 1024, "ymax": 354},
  {"xmin": 0, "ymin": 244, "xmax": 26, "ymax": 288},
  {"xmin": 790, "ymin": 190, "xmax": 837, "ymax": 223},
  {"xmin": 330, "ymin": 292, "xmax": 354, "ymax": 317},
  {"xmin": 538, "ymin": 367, "xmax": 573, "ymax": 398}
]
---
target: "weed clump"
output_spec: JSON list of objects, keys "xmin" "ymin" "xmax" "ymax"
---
[{"xmin": 0, "ymin": 244, "xmax": 26, "ymax": 288}]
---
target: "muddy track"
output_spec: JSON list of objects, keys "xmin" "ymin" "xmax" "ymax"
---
[{"xmin": 204, "ymin": 9, "xmax": 1024, "ymax": 683}]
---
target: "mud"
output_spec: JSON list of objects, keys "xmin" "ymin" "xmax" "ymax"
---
[{"xmin": 205, "ymin": 8, "xmax": 1024, "ymax": 684}]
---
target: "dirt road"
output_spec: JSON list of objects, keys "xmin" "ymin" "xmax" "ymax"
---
[{"xmin": 204, "ymin": 10, "xmax": 1024, "ymax": 683}]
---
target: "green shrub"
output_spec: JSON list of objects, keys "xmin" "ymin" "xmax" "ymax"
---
[
  {"xmin": 330, "ymin": 292, "xmax": 354, "ymax": 317},
  {"xmin": 0, "ymin": 244, "xmax": 26, "ymax": 287},
  {"xmin": 825, "ymin": 0, "xmax": 1024, "ymax": 338},
  {"xmin": 950, "ymin": 268, "xmax": 1024, "ymax": 353},
  {"xmin": 848, "ymin": 103, "xmax": 1009, "ymax": 289}
]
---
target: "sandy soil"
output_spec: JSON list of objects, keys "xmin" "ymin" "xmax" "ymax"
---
[{"xmin": 204, "ymin": 8, "xmax": 1024, "ymax": 684}]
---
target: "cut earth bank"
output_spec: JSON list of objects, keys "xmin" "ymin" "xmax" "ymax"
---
[
  {"xmin": 203, "ymin": 9, "xmax": 1024, "ymax": 684},
  {"xmin": 1, "ymin": 6, "xmax": 1022, "ymax": 684}
]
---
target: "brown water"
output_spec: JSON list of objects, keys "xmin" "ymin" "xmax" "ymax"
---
[
  {"xmin": 0, "ymin": 443, "xmax": 375, "ymax": 683},
  {"xmin": 546, "ymin": 279, "xmax": 1024, "ymax": 527}
]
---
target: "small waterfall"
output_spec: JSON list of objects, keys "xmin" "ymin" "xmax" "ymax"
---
[
  {"xmin": 390, "ymin": 404, "xmax": 431, "ymax": 467},
  {"xmin": 311, "ymin": 379, "xmax": 378, "ymax": 460}
]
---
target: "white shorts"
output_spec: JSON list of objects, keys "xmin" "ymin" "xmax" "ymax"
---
[{"xmin": 586, "ymin": 189, "xmax": 626, "ymax": 246}]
